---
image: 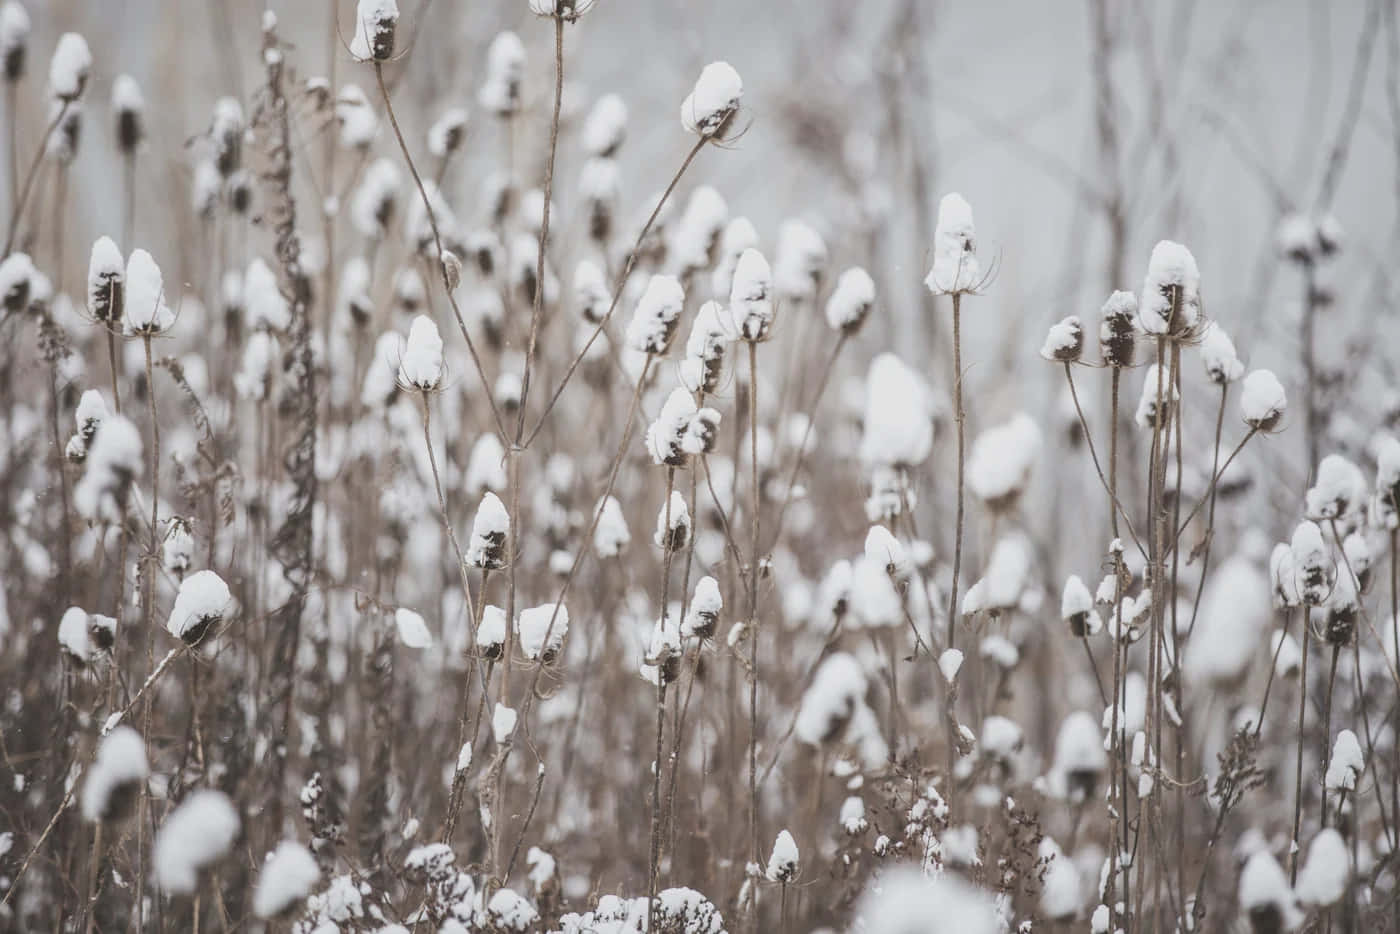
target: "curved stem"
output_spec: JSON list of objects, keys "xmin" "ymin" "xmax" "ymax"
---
[
  {"xmin": 2, "ymin": 100, "xmax": 67, "ymax": 255},
  {"xmin": 746, "ymin": 341, "xmax": 761, "ymax": 873},
  {"xmin": 524, "ymin": 139, "xmax": 706, "ymax": 446},
  {"xmin": 372, "ymin": 62, "xmax": 509, "ymax": 440},
  {"xmin": 515, "ymin": 14, "xmax": 565, "ymax": 440}
]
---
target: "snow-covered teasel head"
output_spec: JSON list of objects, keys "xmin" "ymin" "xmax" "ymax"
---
[
  {"xmin": 122, "ymin": 248, "xmax": 174, "ymax": 335},
  {"xmin": 163, "ymin": 516, "xmax": 195, "ymax": 574},
  {"xmin": 646, "ymin": 388, "xmax": 699, "ymax": 466},
  {"xmin": 75, "ymin": 389, "xmax": 108, "ymax": 444},
  {"xmin": 209, "ymin": 96, "xmax": 244, "ymax": 176},
  {"xmin": 765, "ymin": 830, "xmax": 799, "ymax": 883},
  {"xmin": 654, "ymin": 490, "xmax": 690, "ymax": 552},
  {"xmin": 153, "ymin": 790, "xmax": 240, "ymax": 895},
  {"xmin": 528, "ymin": 0, "xmax": 593, "ymax": 20},
  {"xmin": 1269, "ymin": 542, "xmax": 1301, "ymax": 608},
  {"xmin": 48, "ymin": 33, "xmax": 91, "ymax": 102},
  {"xmin": 641, "ymin": 613, "xmax": 683, "ymax": 686},
  {"xmin": 961, "ymin": 532, "xmax": 1036, "ymax": 618},
  {"xmin": 668, "ymin": 185, "xmax": 728, "ymax": 275},
  {"xmin": 1238, "ymin": 848, "xmax": 1301, "ymax": 933},
  {"xmin": 579, "ymin": 157, "xmax": 621, "ymax": 241},
  {"xmin": 397, "ymin": 315, "xmax": 445, "ymax": 392},
  {"xmin": 58, "ymin": 606, "xmax": 95, "ymax": 666},
  {"xmin": 1240, "ymin": 369, "xmax": 1286, "ymax": 431},
  {"xmin": 45, "ymin": 99, "xmax": 82, "ymax": 165},
  {"xmin": 1133, "ymin": 363, "xmax": 1177, "ymax": 430},
  {"xmin": 967, "ymin": 412, "xmax": 1041, "ymax": 510},
  {"xmin": 591, "ymin": 495, "xmax": 631, "ymax": 560},
  {"xmin": 253, "ymin": 841, "xmax": 320, "ymax": 919},
  {"xmin": 1040, "ymin": 315, "xmax": 1084, "ymax": 363},
  {"xmin": 773, "ymin": 219, "xmax": 827, "ymax": 302},
  {"xmin": 680, "ymin": 301, "xmax": 730, "ymax": 394},
  {"xmin": 825, "ymin": 267, "xmax": 875, "ymax": 334},
  {"xmin": 711, "ymin": 216, "xmax": 759, "ymax": 298},
  {"xmin": 1324, "ymin": 729, "xmax": 1363, "ymax": 793},
  {"xmin": 1305, "ymin": 454, "xmax": 1366, "ymax": 522},
  {"xmin": 112, "ymin": 74, "xmax": 145, "ymax": 152},
  {"xmin": 335, "ymin": 84, "xmax": 379, "ymax": 150},
  {"xmin": 681, "ymin": 61, "xmax": 742, "ymax": 139},
  {"xmin": 573, "ymin": 259, "xmax": 609, "ymax": 324},
  {"xmin": 1138, "ymin": 241, "xmax": 1201, "ymax": 338},
  {"xmin": 583, "ymin": 93, "xmax": 628, "ymax": 157},
  {"xmin": 351, "ymin": 158, "xmax": 401, "ymax": 239},
  {"xmin": 1099, "ymin": 290, "xmax": 1138, "ymax": 368},
  {"xmin": 427, "ymin": 106, "xmax": 469, "ymax": 159},
  {"xmin": 74, "ymin": 414, "xmax": 142, "ymax": 524},
  {"xmin": 479, "ymin": 31, "xmax": 526, "ymax": 116},
  {"xmin": 81, "ymin": 727, "xmax": 148, "ymax": 823},
  {"xmin": 1061, "ymin": 575, "xmax": 1101, "ymax": 636},
  {"xmin": 0, "ymin": 2, "xmax": 29, "ymax": 83},
  {"xmin": 1290, "ymin": 520, "xmax": 1334, "ymax": 607},
  {"xmin": 924, "ymin": 193, "xmax": 981, "ymax": 295},
  {"xmin": 0, "ymin": 250, "xmax": 34, "ymax": 310},
  {"xmin": 234, "ymin": 331, "xmax": 278, "ymax": 401},
  {"xmin": 1199, "ymin": 321, "xmax": 1243, "ymax": 384},
  {"xmin": 466, "ymin": 492, "xmax": 510, "ymax": 570},
  {"xmin": 1295, "ymin": 829, "xmax": 1348, "ymax": 909},
  {"xmin": 243, "ymin": 257, "xmax": 289, "ymax": 332},
  {"xmin": 794, "ymin": 652, "xmax": 887, "ymax": 769},
  {"xmin": 860, "ymin": 353, "xmax": 932, "ymax": 469},
  {"xmin": 1052, "ymin": 710, "xmax": 1107, "ymax": 803},
  {"xmin": 683, "ymin": 576, "xmax": 722, "ymax": 639},
  {"xmin": 727, "ymin": 248, "xmax": 774, "ymax": 342},
  {"xmin": 853, "ymin": 864, "xmax": 1000, "ymax": 934},
  {"xmin": 87, "ymin": 236, "xmax": 124, "ymax": 324},
  {"xmin": 625, "ymin": 274, "xmax": 685, "ymax": 355},
  {"xmin": 478, "ymin": 605, "xmax": 507, "ymax": 660},
  {"xmin": 350, "ymin": 0, "xmax": 399, "ymax": 62},
  {"xmin": 517, "ymin": 603, "xmax": 569, "ymax": 662},
  {"xmin": 1276, "ymin": 213, "xmax": 1318, "ymax": 264},
  {"xmin": 167, "ymin": 569, "xmax": 233, "ymax": 645}
]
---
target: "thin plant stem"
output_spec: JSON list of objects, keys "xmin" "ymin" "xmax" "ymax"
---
[
  {"xmin": 1064, "ymin": 362, "xmax": 1150, "ymax": 560},
  {"xmin": 1291, "ymin": 613, "xmax": 1312, "ymax": 884},
  {"xmin": 648, "ymin": 467, "xmax": 677, "ymax": 930},
  {"xmin": 2, "ymin": 99, "xmax": 67, "ymax": 255},
  {"xmin": 371, "ymin": 61, "xmax": 508, "ymax": 439},
  {"xmin": 943, "ymin": 292, "xmax": 967, "ymax": 818},
  {"xmin": 515, "ymin": 13, "xmax": 565, "ymax": 440},
  {"xmin": 1184, "ymin": 385, "xmax": 1228, "ymax": 641},
  {"xmin": 770, "ymin": 333, "xmax": 846, "ymax": 546},
  {"xmin": 1320, "ymin": 642, "xmax": 1341, "ymax": 828}
]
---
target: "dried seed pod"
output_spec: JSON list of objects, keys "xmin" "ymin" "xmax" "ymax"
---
[{"xmin": 1099, "ymin": 290, "xmax": 1137, "ymax": 367}]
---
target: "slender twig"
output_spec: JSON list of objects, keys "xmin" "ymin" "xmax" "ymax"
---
[
  {"xmin": 371, "ymin": 62, "xmax": 508, "ymax": 439},
  {"xmin": 746, "ymin": 341, "xmax": 762, "ymax": 877},
  {"xmin": 1290, "ymin": 612, "xmax": 1312, "ymax": 884},
  {"xmin": 515, "ymin": 13, "xmax": 566, "ymax": 441},
  {"xmin": 524, "ymin": 139, "xmax": 707, "ymax": 446},
  {"xmin": 2, "ymin": 99, "xmax": 67, "ymax": 255}
]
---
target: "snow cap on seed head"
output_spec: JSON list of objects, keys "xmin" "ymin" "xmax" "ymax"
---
[
  {"xmin": 1138, "ymin": 240, "xmax": 1201, "ymax": 338},
  {"xmin": 350, "ymin": 0, "xmax": 399, "ymax": 62},
  {"xmin": 681, "ymin": 61, "xmax": 742, "ymax": 139},
  {"xmin": 924, "ymin": 193, "xmax": 980, "ymax": 295}
]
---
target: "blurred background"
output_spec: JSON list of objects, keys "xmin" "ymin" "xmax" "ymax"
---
[{"xmin": 24, "ymin": 0, "xmax": 1398, "ymax": 450}]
